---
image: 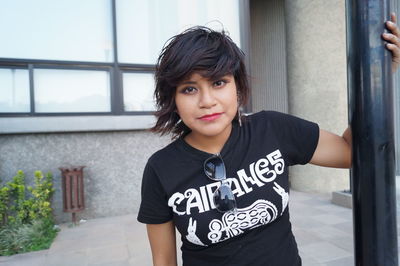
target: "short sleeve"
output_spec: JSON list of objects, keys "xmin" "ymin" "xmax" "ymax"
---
[
  {"xmin": 137, "ymin": 162, "xmax": 173, "ymax": 224},
  {"xmin": 264, "ymin": 111, "xmax": 319, "ymax": 166}
]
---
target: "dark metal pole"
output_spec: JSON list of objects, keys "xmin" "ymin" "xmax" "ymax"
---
[{"xmin": 346, "ymin": 0, "xmax": 398, "ymax": 265}]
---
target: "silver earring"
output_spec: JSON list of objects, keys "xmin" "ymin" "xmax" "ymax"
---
[{"xmin": 238, "ymin": 108, "xmax": 242, "ymax": 127}]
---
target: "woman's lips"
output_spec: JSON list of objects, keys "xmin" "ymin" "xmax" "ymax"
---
[{"xmin": 198, "ymin": 113, "xmax": 223, "ymax": 121}]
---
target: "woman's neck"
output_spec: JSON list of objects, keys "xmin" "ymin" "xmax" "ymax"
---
[{"xmin": 184, "ymin": 124, "xmax": 232, "ymax": 154}]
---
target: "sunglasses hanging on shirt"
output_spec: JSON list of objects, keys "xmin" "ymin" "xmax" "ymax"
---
[{"xmin": 204, "ymin": 154, "xmax": 237, "ymax": 213}]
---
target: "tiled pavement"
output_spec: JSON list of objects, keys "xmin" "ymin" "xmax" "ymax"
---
[
  {"xmin": 0, "ymin": 190, "xmax": 379, "ymax": 266},
  {"xmin": 289, "ymin": 191, "xmax": 354, "ymax": 266}
]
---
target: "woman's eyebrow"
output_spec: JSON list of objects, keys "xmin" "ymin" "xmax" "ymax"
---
[{"xmin": 179, "ymin": 80, "xmax": 197, "ymax": 85}]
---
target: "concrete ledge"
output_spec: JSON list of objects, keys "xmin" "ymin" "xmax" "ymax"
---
[
  {"xmin": 331, "ymin": 190, "xmax": 352, "ymax": 209},
  {"xmin": 0, "ymin": 115, "xmax": 156, "ymax": 134}
]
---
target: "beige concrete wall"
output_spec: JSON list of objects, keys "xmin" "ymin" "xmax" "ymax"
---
[
  {"xmin": 285, "ymin": 0, "xmax": 350, "ymax": 193},
  {"xmin": 250, "ymin": 0, "xmax": 288, "ymax": 113},
  {"xmin": 0, "ymin": 131, "xmax": 171, "ymax": 223}
]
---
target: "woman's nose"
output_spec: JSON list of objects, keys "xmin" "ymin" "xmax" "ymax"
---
[{"xmin": 199, "ymin": 88, "xmax": 217, "ymax": 108}]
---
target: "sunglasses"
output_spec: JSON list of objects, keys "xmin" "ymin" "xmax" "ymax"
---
[{"xmin": 204, "ymin": 154, "xmax": 237, "ymax": 213}]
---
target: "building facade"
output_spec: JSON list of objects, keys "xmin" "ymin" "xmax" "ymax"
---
[{"xmin": 1, "ymin": 0, "xmax": 396, "ymax": 223}]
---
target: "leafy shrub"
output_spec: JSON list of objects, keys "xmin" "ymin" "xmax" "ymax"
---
[
  {"xmin": 6, "ymin": 170, "xmax": 28, "ymax": 225},
  {"xmin": 0, "ymin": 219, "xmax": 58, "ymax": 256},
  {"xmin": 0, "ymin": 170, "xmax": 58, "ymax": 256},
  {"xmin": 27, "ymin": 171, "xmax": 55, "ymax": 221},
  {"xmin": 0, "ymin": 186, "xmax": 9, "ymax": 225}
]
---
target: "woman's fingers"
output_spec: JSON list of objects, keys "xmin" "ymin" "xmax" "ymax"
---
[
  {"xmin": 383, "ymin": 13, "xmax": 400, "ymax": 71},
  {"xmin": 386, "ymin": 13, "xmax": 400, "ymax": 39},
  {"xmin": 382, "ymin": 33, "xmax": 400, "ymax": 49},
  {"xmin": 386, "ymin": 21, "xmax": 400, "ymax": 38},
  {"xmin": 391, "ymin": 12, "xmax": 397, "ymax": 24},
  {"xmin": 383, "ymin": 12, "xmax": 400, "ymax": 50},
  {"xmin": 386, "ymin": 43, "xmax": 400, "ymax": 58}
]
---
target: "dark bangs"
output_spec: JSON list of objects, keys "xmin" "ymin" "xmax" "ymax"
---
[{"xmin": 152, "ymin": 26, "xmax": 250, "ymax": 139}]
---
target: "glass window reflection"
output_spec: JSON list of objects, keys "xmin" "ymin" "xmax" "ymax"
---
[
  {"xmin": 0, "ymin": 69, "xmax": 30, "ymax": 112},
  {"xmin": 34, "ymin": 69, "xmax": 111, "ymax": 112},
  {"xmin": 0, "ymin": 0, "xmax": 113, "ymax": 62},
  {"xmin": 116, "ymin": 0, "xmax": 240, "ymax": 64},
  {"xmin": 123, "ymin": 73, "xmax": 155, "ymax": 111}
]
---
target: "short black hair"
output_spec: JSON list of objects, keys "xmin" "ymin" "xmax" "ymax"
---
[{"xmin": 152, "ymin": 26, "xmax": 250, "ymax": 138}]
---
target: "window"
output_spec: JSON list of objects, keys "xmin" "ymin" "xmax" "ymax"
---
[
  {"xmin": 34, "ymin": 69, "xmax": 111, "ymax": 113},
  {"xmin": 116, "ymin": 0, "xmax": 241, "ymax": 64},
  {"xmin": 0, "ymin": 68, "xmax": 30, "ymax": 112},
  {"xmin": 0, "ymin": 0, "xmax": 113, "ymax": 62},
  {"xmin": 123, "ymin": 73, "xmax": 155, "ymax": 112},
  {"xmin": 0, "ymin": 0, "xmax": 243, "ymax": 132}
]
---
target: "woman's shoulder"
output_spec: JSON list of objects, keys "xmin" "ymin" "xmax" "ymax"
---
[
  {"xmin": 146, "ymin": 139, "xmax": 181, "ymax": 166},
  {"xmin": 245, "ymin": 110, "xmax": 288, "ymax": 124},
  {"xmin": 246, "ymin": 110, "xmax": 317, "ymax": 130}
]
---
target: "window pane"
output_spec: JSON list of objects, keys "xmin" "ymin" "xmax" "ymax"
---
[
  {"xmin": 0, "ymin": 0, "xmax": 113, "ymax": 62},
  {"xmin": 0, "ymin": 69, "xmax": 30, "ymax": 112},
  {"xmin": 34, "ymin": 69, "xmax": 111, "ymax": 113},
  {"xmin": 116, "ymin": 0, "xmax": 241, "ymax": 64},
  {"xmin": 123, "ymin": 73, "xmax": 155, "ymax": 111}
]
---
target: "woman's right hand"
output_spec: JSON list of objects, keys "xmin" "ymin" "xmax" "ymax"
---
[
  {"xmin": 147, "ymin": 221, "xmax": 178, "ymax": 266},
  {"xmin": 383, "ymin": 12, "xmax": 400, "ymax": 72}
]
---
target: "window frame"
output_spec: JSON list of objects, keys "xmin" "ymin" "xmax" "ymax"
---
[
  {"xmin": 0, "ymin": 61, "xmax": 157, "ymax": 117},
  {"xmin": 0, "ymin": 0, "xmax": 250, "ymax": 133},
  {"xmin": 0, "ymin": 0, "xmax": 156, "ymax": 117},
  {"xmin": 121, "ymin": 69, "xmax": 157, "ymax": 113}
]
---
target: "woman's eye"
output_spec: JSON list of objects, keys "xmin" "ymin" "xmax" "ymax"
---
[
  {"xmin": 214, "ymin": 80, "xmax": 226, "ymax": 87},
  {"xmin": 182, "ymin": 87, "xmax": 197, "ymax": 94}
]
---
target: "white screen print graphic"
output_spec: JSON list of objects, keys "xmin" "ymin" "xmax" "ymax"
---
[
  {"xmin": 186, "ymin": 217, "xmax": 207, "ymax": 246},
  {"xmin": 168, "ymin": 150, "xmax": 285, "ymax": 216},
  {"xmin": 185, "ymin": 182, "xmax": 289, "ymax": 246}
]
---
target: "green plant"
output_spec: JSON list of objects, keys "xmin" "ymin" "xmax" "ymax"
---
[
  {"xmin": 0, "ymin": 184, "xmax": 10, "ymax": 226},
  {"xmin": 0, "ymin": 218, "xmax": 59, "ymax": 256},
  {"xmin": 27, "ymin": 171, "xmax": 55, "ymax": 221},
  {"xmin": 0, "ymin": 221, "xmax": 30, "ymax": 255},
  {"xmin": 0, "ymin": 170, "xmax": 58, "ymax": 256},
  {"xmin": 6, "ymin": 170, "xmax": 29, "ymax": 225}
]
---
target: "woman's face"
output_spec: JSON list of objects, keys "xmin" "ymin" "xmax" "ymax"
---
[{"xmin": 175, "ymin": 72, "xmax": 238, "ymax": 140}]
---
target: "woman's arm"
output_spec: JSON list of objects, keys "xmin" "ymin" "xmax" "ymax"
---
[
  {"xmin": 310, "ymin": 13, "xmax": 400, "ymax": 169},
  {"xmin": 309, "ymin": 128, "xmax": 352, "ymax": 169},
  {"xmin": 147, "ymin": 221, "xmax": 178, "ymax": 266}
]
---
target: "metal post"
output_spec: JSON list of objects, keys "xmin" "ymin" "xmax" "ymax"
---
[{"xmin": 346, "ymin": 0, "xmax": 398, "ymax": 265}]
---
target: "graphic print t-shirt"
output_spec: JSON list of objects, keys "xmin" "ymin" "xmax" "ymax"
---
[{"xmin": 137, "ymin": 111, "xmax": 319, "ymax": 266}]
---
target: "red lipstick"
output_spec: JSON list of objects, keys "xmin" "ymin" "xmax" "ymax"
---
[{"xmin": 199, "ymin": 113, "xmax": 223, "ymax": 121}]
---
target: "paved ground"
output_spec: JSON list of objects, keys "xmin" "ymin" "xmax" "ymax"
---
[{"xmin": 0, "ymin": 190, "xmax": 383, "ymax": 266}]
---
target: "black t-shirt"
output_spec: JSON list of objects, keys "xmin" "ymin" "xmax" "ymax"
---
[{"xmin": 137, "ymin": 111, "xmax": 319, "ymax": 266}]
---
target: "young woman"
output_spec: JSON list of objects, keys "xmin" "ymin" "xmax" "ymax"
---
[{"xmin": 137, "ymin": 14, "xmax": 400, "ymax": 266}]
